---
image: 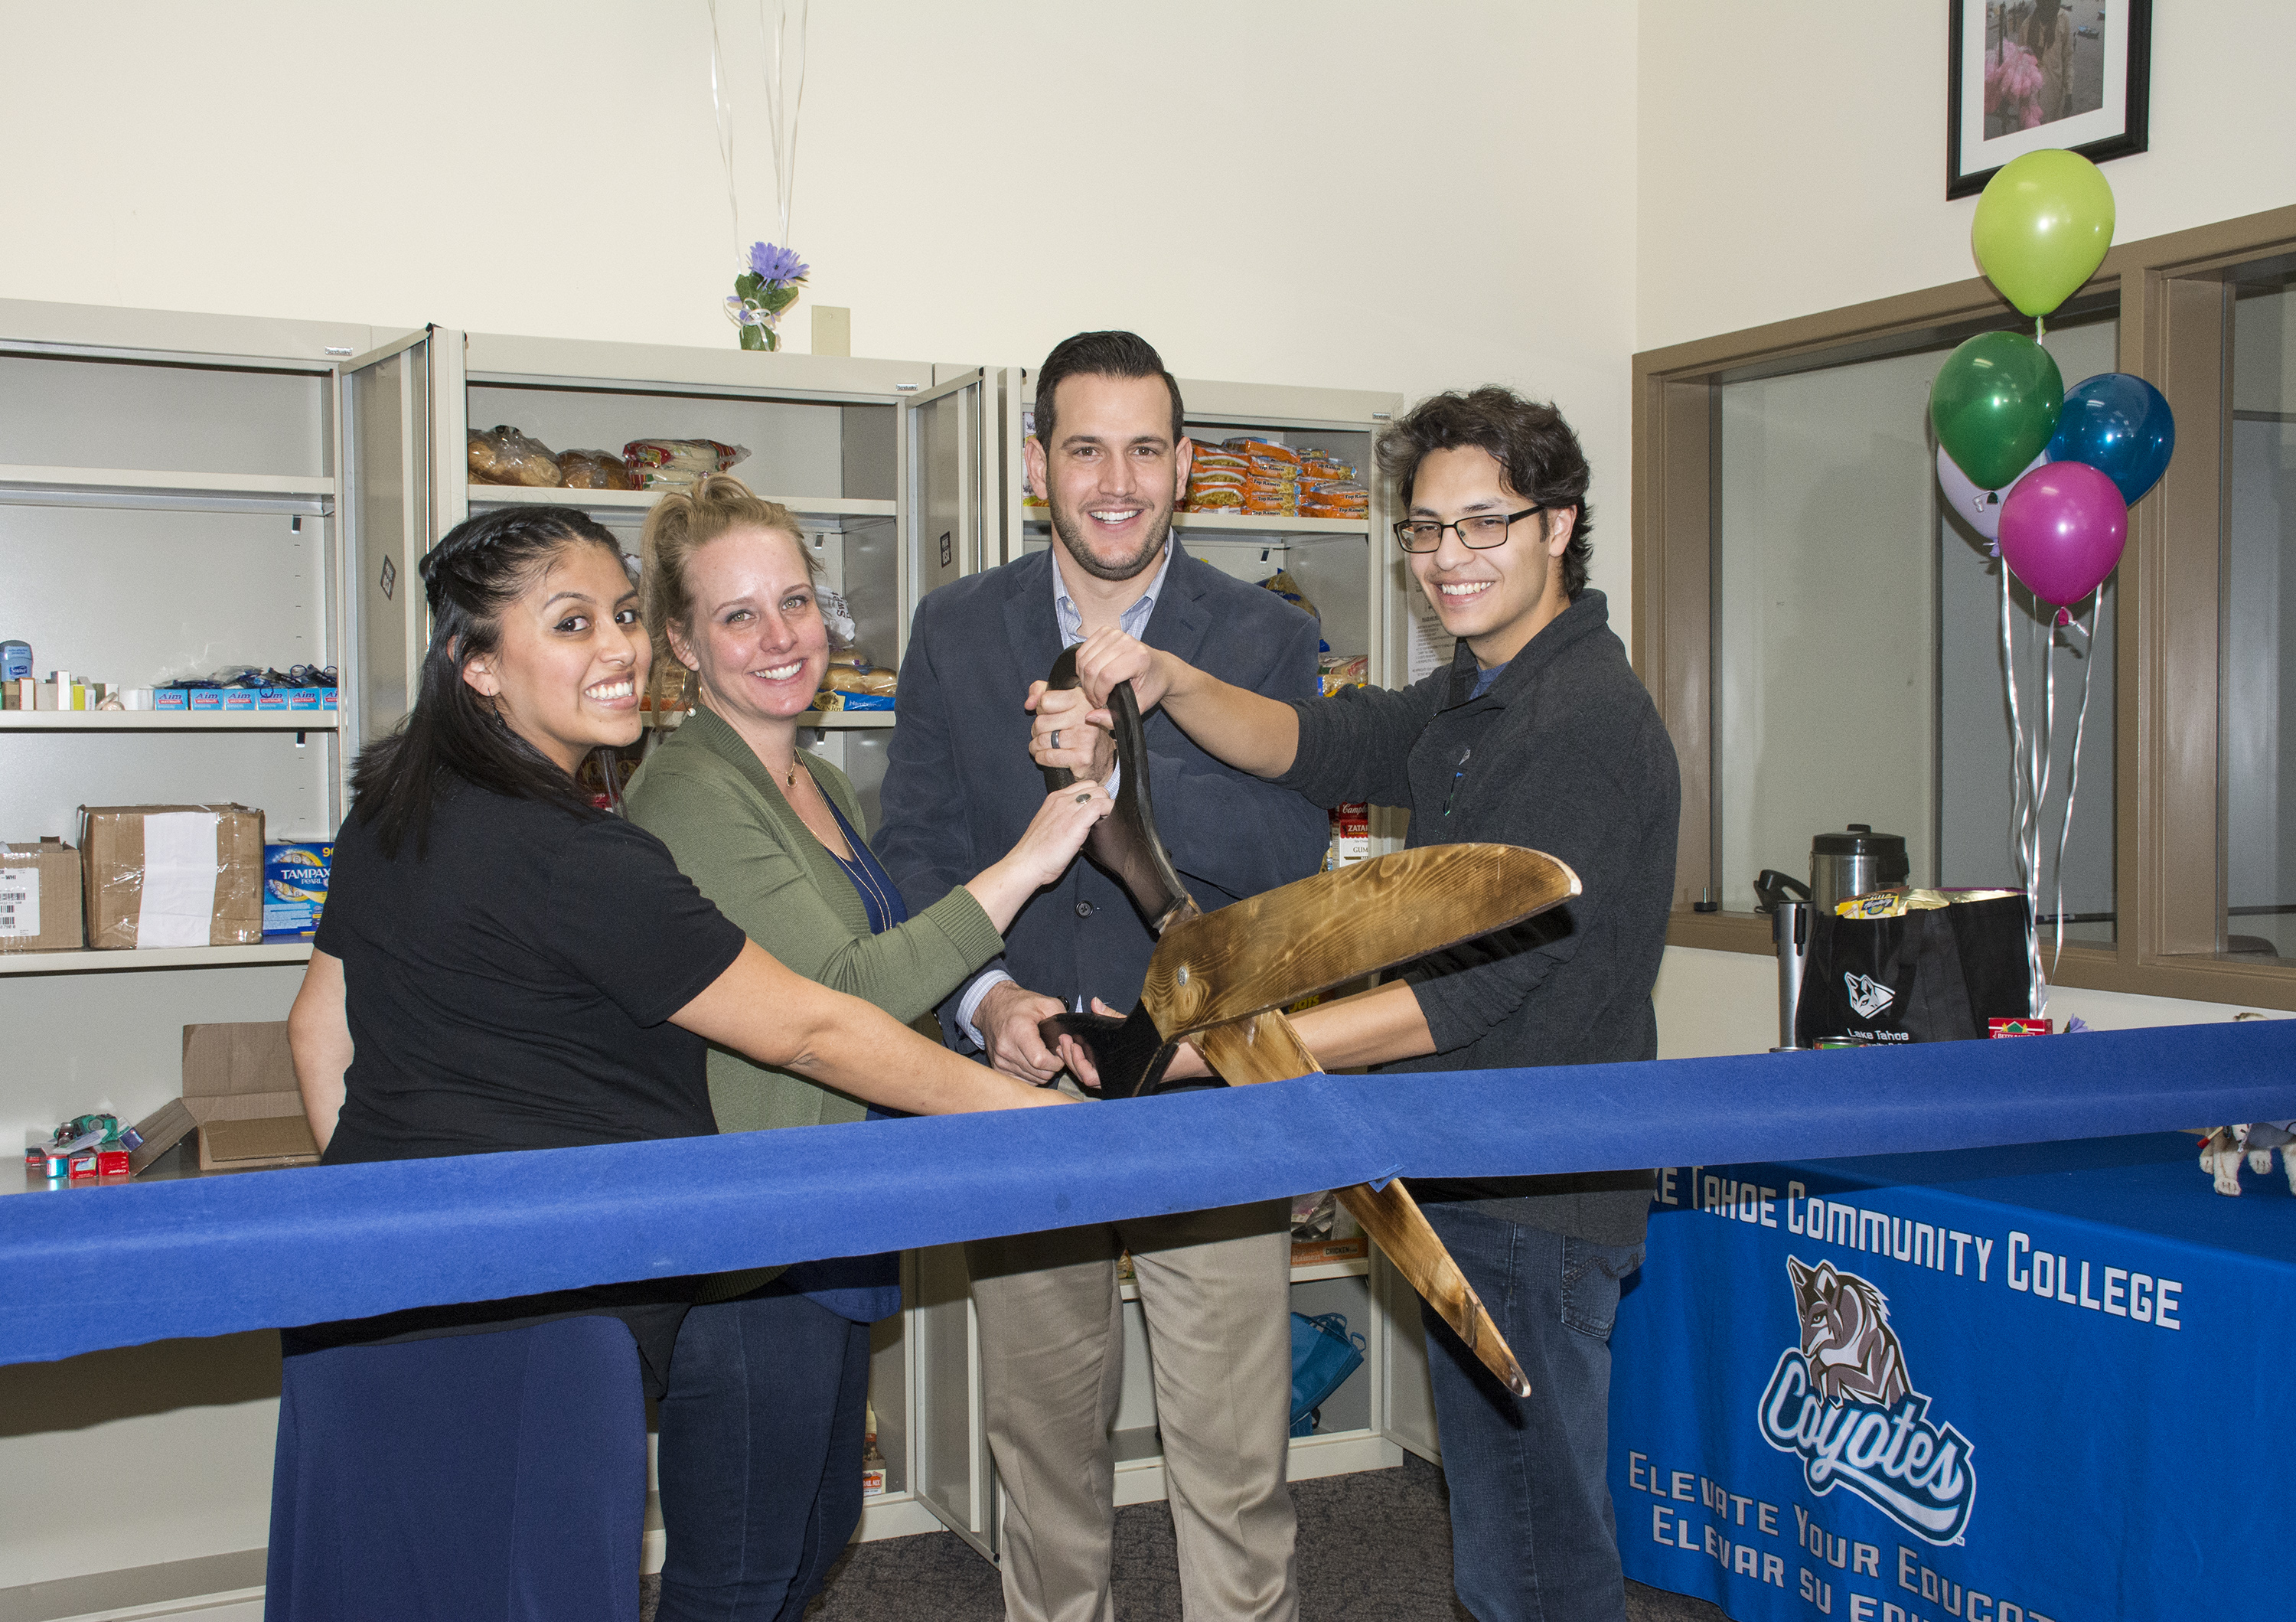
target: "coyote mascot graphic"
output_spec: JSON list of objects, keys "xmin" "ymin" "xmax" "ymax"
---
[{"xmin": 1786, "ymin": 1256, "xmax": 1910, "ymax": 1407}]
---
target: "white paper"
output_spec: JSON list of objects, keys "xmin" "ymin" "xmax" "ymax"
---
[
  {"xmin": 137, "ymin": 811, "xmax": 221, "ymax": 948},
  {"xmin": 1406, "ymin": 588, "xmax": 1450, "ymax": 684},
  {"xmin": 0, "ymin": 866, "xmax": 37, "ymax": 938}
]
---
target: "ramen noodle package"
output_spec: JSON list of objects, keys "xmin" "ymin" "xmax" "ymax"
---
[
  {"xmin": 468, "ymin": 426, "xmax": 563, "ymax": 487},
  {"xmin": 1225, "ymin": 436, "xmax": 1300, "ymax": 467}
]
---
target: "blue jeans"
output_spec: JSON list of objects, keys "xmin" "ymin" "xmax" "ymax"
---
[
  {"xmin": 1418, "ymin": 1203, "xmax": 1645, "ymax": 1622},
  {"xmin": 654, "ymin": 1282, "xmax": 871, "ymax": 1622}
]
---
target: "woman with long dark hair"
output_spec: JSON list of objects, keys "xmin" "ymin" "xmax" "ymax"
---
[{"xmin": 269, "ymin": 504, "xmax": 1068, "ymax": 1622}]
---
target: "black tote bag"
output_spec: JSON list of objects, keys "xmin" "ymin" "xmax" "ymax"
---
[{"xmin": 1795, "ymin": 895, "xmax": 2033, "ymax": 1046}]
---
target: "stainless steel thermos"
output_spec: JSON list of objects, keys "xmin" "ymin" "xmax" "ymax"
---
[
  {"xmin": 1808, "ymin": 824, "xmax": 1910, "ymax": 913},
  {"xmin": 1771, "ymin": 899, "xmax": 1811, "ymax": 1051}
]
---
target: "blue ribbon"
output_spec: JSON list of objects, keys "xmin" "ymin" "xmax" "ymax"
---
[{"xmin": 5, "ymin": 1020, "xmax": 2290, "ymax": 1366}]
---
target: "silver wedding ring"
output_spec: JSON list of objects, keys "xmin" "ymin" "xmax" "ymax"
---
[{"xmin": 1051, "ymin": 729, "xmax": 1062, "ymax": 749}]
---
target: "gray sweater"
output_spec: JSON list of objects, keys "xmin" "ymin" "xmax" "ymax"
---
[{"xmin": 1274, "ymin": 589, "xmax": 1681, "ymax": 1245}]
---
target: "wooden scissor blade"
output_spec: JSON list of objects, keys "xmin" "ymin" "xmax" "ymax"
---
[
  {"xmin": 1196, "ymin": 1011, "xmax": 1531, "ymax": 1398},
  {"xmin": 1039, "ymin": 645, "xmax": 1198, "ymax": 934},
  {"xmin": 1143, "ymin": 844, "xmax": 1579, "ymax": 1040}
]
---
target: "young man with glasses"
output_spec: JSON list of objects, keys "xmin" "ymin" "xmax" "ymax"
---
[{"xmin": 1034, "ymin": 386, "xmax": 1681, "ymax": 1622}]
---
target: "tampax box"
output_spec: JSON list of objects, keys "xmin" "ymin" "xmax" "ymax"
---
[
  {"xmin": 263, "ymin": 840, "xmax": 333, "ymax": 937},
  {"xmin": 129, "ymin": 1021, "xmax": 321, "ymax": 1174},
  {"xmin": 78, "ymin": 805, "xmax": 264, "ymax": 949},
  {"xmin": 0, "ymin": 838, "xmax": 85, "ymax": 951}
]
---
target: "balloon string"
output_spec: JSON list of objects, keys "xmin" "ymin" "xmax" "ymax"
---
[
  {"xmin": 707, "ymin": 0, "xmax": 743, "ymax": 271},
  {"xmin": 2048, "ymin": 606, "xmax": 2066, "ymax": 1010},
  {"xmin": 2035, "ymin": 605, "xmax": 2057, "ymax": 1016},
  {"xmin": 2001, "ymin": 563, "xmax": 2038, "ymax": 1015},
  {"xmin": 758, "ymin": 0, "xmax": 809, "ymax": 250},
  {"xmin": 2050, "ymin": 589, "xmax": 2101, "ymax": 991}
]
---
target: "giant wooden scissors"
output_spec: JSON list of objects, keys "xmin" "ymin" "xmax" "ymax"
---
[{"xmin": 1033, "ymin": 647, "xmax": 1578, "ymax": 1397}]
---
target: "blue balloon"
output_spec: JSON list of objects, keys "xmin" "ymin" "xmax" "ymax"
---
[{"xmin": 2045, "ymin": 373, "xmax": 2176, "ymax": 507}]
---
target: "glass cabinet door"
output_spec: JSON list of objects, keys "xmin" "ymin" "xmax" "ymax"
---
[
  {"xmin": 338, "ymin": 328, "xmax": 451, "ymax": 754},
  {"xmin": 909, "ymin": 1242, "xmax": 999, "ymax": 1558},
  {"xmin": 899, "ymin": 370, "xmax": 992, "ymax": 654}
]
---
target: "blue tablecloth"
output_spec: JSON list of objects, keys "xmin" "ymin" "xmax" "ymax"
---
[{"xmin": 1610, "ymin": 1133, "xmax": 2296, "ymax": 1622}]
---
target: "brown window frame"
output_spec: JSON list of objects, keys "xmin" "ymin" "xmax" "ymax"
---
[{"xmin": 1631, "ymin": 202, "xmax": 2296, "ymax": 1010}]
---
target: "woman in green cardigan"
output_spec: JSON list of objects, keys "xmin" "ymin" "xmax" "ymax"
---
[{"xmin": 625, "ymin": 475, "xmax": 1108, "ymax": 1621}]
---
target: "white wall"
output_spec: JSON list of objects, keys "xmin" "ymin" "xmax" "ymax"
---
[
  {"xmin": 1636, "ymin": 3, "xmax": 2296, "ymax": 352},
  {"xmin": 0, "ymin": 0, "xmax": 1641, "ymax": 612}
]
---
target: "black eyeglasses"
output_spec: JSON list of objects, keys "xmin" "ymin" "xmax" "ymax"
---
[{"xmin": 1393, "ymin": 505, "xmax": 1545, "ymax": 553}]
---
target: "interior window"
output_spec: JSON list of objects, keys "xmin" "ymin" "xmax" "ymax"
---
[
  {"xmin": 2225, "ymin": 277, "xmax": 2296, "ymax": 958},
  {"xmin": 1713, "ymin": 316, "xmax": 2118, "ymax": 943}
]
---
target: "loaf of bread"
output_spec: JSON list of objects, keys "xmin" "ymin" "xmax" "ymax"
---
[
  {"xmin": 558, "ymin": 449, "xmax": 635, "ymax": 490},
  {"xmin": 468, "ymin": 426, "xmax": 564, "ymax": 488}
]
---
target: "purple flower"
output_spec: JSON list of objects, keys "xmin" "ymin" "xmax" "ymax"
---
[{"xmin": 747, "ymin": 241, "xmax": 810, "ymax": 285}]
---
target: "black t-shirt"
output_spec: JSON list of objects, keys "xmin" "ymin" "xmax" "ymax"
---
[
  {"xmin": 318, "ymin": 784, "xmax": 744, "ymax": 1163},
  {"xmin": 293, "ymin": 782, "xmax": 746, "ymax": 1385}
]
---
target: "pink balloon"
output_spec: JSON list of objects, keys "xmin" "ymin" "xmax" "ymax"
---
[{"xmin": 1997, "ymin": 460, "xmax": 2128, "ymax": 606}]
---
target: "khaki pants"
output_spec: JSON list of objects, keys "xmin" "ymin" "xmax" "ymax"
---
[{"xmin": 965, "ymin": 1199, "xmax": 1299, "ymax": 1622}]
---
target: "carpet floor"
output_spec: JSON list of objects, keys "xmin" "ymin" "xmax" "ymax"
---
[{"xmin": 639, "ymin": 1453, "xmax": 1730, "ymax": 1621}]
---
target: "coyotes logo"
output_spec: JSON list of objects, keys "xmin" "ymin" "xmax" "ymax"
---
[
  {"xmin": 1844, "ymin": 972, "xmax": 1896, "ymax": 1020},
  {"xmin": 1789, "ymin": 1257, "xmax": 1910, "ymax": 1405},
  {"xmin": 1758, "ymin": 1258, "xmax": 1975, "ymax": 1544}
]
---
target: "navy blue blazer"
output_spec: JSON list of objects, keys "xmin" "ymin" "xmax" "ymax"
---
[{"xmin": 875, "ymin": 540, "xmax": 1330, "ymax": 1046}]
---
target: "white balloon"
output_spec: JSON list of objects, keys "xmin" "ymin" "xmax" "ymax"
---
[{"xmin": 1937, "ymin": 445, "xmax": 2047, "ymax": 543}]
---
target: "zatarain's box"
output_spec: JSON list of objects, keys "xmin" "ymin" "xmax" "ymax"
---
[{"xmin": 263, "ymin": 841, "xmax": 333, "ymax": 938}]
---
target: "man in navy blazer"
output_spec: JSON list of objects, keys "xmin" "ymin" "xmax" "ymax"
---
[{"xmin": 876, "ymin": 331, "xmax": 1326, "ymax": 1622}]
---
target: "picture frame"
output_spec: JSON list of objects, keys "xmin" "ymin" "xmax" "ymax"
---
[{"xmin": 1947, "ymin": 0, "xmax": 2151, "ymax": 199}]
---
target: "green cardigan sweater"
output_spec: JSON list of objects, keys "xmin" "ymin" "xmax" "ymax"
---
[{"xmin": 623, "ymin": 705, "xmax": 1005, "ymax": 1135}]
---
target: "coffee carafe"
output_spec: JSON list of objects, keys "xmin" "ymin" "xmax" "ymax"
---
[{"xmin": 1809, "ymin": 824, "xmax": 1910, "ymax": 912}]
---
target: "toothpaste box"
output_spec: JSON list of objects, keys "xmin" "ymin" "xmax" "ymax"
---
[{"xmin": 263, "ymin": 840, "xmax": 332, "ymax": 938}]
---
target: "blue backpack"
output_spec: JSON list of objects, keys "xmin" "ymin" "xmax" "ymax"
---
[{"xmin": 1289, "ymin": 1311, "xmax": 1367, "ymax": 1437}]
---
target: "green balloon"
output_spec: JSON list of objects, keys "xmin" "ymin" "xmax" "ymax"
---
[
  {"xmin": 1971, "ymin": 149, "xmax": 2115, "ymax": 318},
  {"xmin": 1929, "ymin": 331, "xmax": 2064, "ymax": 491}
]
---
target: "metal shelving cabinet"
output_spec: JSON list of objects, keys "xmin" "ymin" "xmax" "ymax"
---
[{"xmin": 0, "ymin": 299, "xmax": 423, "ymax": 1159}]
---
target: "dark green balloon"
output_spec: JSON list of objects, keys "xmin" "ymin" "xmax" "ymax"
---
[{"xmin": 1929, "ymin": 331, "xmax": 2064, "ymax": 491}]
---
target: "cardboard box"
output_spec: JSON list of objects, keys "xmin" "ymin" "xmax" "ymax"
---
[
  {"xmin": 78, "ymin": 805, "xmax": 264, "ymax": 949},
  {"xmin": 129, "ymin": 1021, "xmax": 320, "ymax": 1173},
  {"xmin": 0, "ymin": 838, "xmax": 85, "ymax": 952}
]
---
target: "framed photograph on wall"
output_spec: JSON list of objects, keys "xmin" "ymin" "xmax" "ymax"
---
[{"xmin": 1947, "ymin": 0, "xmax": 2151, "ymax": 198}]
